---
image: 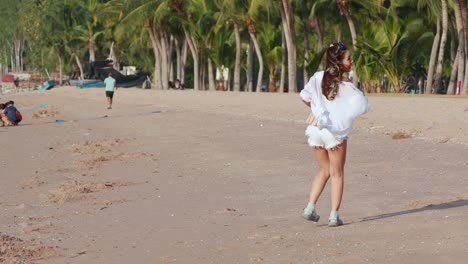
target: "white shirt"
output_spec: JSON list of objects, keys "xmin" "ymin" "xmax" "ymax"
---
[{"xmin": 300, "ymin": 71, "xmax": 369, "ymax": 140}]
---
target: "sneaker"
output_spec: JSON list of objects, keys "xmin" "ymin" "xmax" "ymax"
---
[
  {"xmin": 303, "ymin": 209, "xmax": 320, "ymax": 222},
  {"xmin": 328, "ymin": 216, "xmax": 343, "ymax": 227}
]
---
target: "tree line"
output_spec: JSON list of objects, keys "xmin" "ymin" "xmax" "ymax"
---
[{"xmin": 0, "ymin": 0, "xmax": 467, "ymax": 95}]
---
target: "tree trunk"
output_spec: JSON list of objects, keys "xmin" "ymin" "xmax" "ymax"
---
[
  {"xmin": 109, "ymin": 42, "xmax": 120, "ymax": 71},
  {"xmin": 145, "ymin": 20, "xmax": 163, "ymax": 89},
  {"xmin": 15, "ymin": 39, "xmax": 21, "ymax": 72},
  {"xmin": 245, "ymin": 38, "xmax": 254, "ymax": 92},
  {"xmin": 453, "ymin": 0, "xmax": 465, "ymax": 95},
  {"xmin": 459, "ymin": 0, "xmax": 468, "ymax": 94},
  {"xmin": 181, "ymin": 38, "xmax": 188, "ymax": 84},
  {"xmin": 303, "ymin": 20, "xmax": 310, "ymax": 85},
  {"xmin": 336, "ymin": 1, "xmax": 358, "ymax": 85},
  {"xmin": 159, "ymin": 28, "xmax": 169, "ymax": 90},
  {"xmin": 268, "ymin": 65, "xmax": 277, "ymax": 92},
  {"xmin": 175, "ymin": 38, "xmax": 181, "ymax": 81},
  {"xmin": 208, "ymin": 58, "xmax": 216, "ymax": 91},
  {"xmin": 19, "ymin": 40, "xmax": 24, "ymax": 72},
  {"xmin": 313, "ymin": 19, "xmax": 324, "ymax": 70},
  {"xmin": 10, "ymin": 43, "xmax": 15, "ymax": 72},
  {"xmin": 426, "ymin": 18, "xmax": 441, "ymax": 94},
  {"xmin": 56, "ymin": 48, "xmax": 63, "ymax": 85},
  {"xmin": 233, "ymin": 22, "xmax": 241, "ymax": 92},
  {"xmin": 74, "ymin": 53, "xmax": 84, "ymax": 80},
  {"xmin": 344, "ymin": 14, "xmax": 358, "ymax": 86},
  {"xmin": 216, "ymin": 66, "xmax": 226, "ymax": 91},
  {"xmin": 249, "ymin": 31, "xmax": 264, "ymax": 92},
  {"xmin": 434, "ymin": 0, "xmax": 448, "ymax": 94},
  {"xmin": 280, "ymin": 32, "xmax": 286, "ymax": 93},
  {"xmin": 447, "ymin": 52, "xmax": 459, "ymax": 94},
  {"xmin": 168, "ymin": 35, "xmax": 175, "ymax": 82},
  {"xmin": 201, "ymin": 55, "xmax": 206, "ymax": 90},
  {"xmin": 280, "ymin": 0, "xmax": 297, "ymax": 93},
  {"xmin": 184, "ymin": 28, "xmax": 199, "ymax": 91},
  {"xmin": 88, "ymin": 39, "xmax": 96, "ymax": 62},
  {"xmin": 449, "ymin": 16, "xmax": 456, "ymax": 64}
]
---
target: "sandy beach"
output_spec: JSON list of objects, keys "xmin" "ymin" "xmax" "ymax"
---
[{"xmin": 0, "ymin": 87, "xmax": 467, "ymax": 263}]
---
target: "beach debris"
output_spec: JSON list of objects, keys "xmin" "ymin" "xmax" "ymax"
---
[
  {"xmin": 391, "ymin": 131, "xmax": 411, "ymax": 139},
  {"xmin": 33, "ymin": 109, "xmax": 58, "ymax": 118},
  {"xmin": 437, "ymin": 137, "xmax": 450, "ymax": 143},
  {"xmin": 0, "ymin": 233, "xmax": 58, "ymax": 262},
  {"xmin": 48, "ymin": 180, "xmax": 134, "ymax": 204}
]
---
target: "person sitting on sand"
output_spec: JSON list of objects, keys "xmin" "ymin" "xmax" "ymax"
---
[
  {"xmin": 0, "ymin": 103, "xmax": 12, "ymax": 126},
  {"xmin": 4, "ymin": 100, "xmax": 21, "ymax": 126},
  {"xmin": 300, "ymin": 42, "xmax": 369, "ymax": 227}
]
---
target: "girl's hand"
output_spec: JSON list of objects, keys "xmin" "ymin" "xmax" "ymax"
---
[{"xmin": 306, "ymin": 113, "xmax": 318, "ymax": 126}]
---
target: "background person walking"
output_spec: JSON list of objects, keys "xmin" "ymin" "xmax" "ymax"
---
[
  {"xmin": 300, "ymin": 42, "xmax": 369, "ymax": 227},
  {"xmin": 104, "ymin": 72, "xmax": 117, "ymax": 109}
]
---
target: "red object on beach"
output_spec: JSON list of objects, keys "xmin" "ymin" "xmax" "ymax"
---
[{"xmin": 1, "ymin": 74, "xmax": 15, "ymax": 82}]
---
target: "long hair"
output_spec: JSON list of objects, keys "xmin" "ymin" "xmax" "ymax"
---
[{"xmin": 322, "ymin": 42, "xmax": 348, "ymax": 100}]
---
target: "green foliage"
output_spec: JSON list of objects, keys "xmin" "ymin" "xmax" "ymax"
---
[
  {"xmin": 0, "ymin": 0, "xmax": 457, "ymax": 93},
  {"xmin": 355, "ymin": 11, "xmax": 433, "ymax": 91}
]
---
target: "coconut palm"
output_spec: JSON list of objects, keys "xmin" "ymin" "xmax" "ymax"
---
[
  {"xmin": 0, "ymin": 0, "xmax": 24, "ymax": 72},
  {"xmin": 21, "ymin": 0, "xmax": 68, "ymax": 84},
  {"xmin": 216, "ymin": 0, "xmax": 250, "ymax": 92},
  {"xmin": 335, "ymin": 0, "xmax": 359, "ymax": 85},
  {"xmin": 243, "ymin": 0, "xmax": 274, "ymax": 92},
  {"xmin": 356, "ymin": 12, "xmax": 433, "ymax": 93},
  {"xmin": 279, "ymin": 0, "xmax": 297, "ymax": 92},
  {"xmin": 432, "ymin": 0, "xmax": 448, "ymax": 93},
  {"xmin": 458, "ymin": 0, "xmax": 468, "ymax": 94},
  {"xmin": 446, "ymin": 0, "xmax": 465, "ymax": 95},
  {"xmin": 256, "ymin": 17, "xmax": 283, "ymax": 92},
  {"xmin": 121, "ymin": 0, "xmax": 176, "ymax": 90},
  {"xmin": 70, "ymin": 0, "xmax": 108, "ymax": 63}
]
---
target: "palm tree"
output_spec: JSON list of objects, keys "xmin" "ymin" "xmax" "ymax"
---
[
  {"xmin": 460, "ymin": 1, "xmax": 468, "ymax": 94},
  {"xmin": 72, "ymin": 0, "xmax": 107, "ymax": 63},
  {"xmin": 336, "ymin": 0, "xmax": 358, "ymax": 85},
  {"xmin": 21, "ymin": 0, "xmax": 69, "ymax": 84},
  {"xmin": 243, "ymin": 0, "xmax": 274, "ymax": 92},
  {"xmin": 356, "ymin": 12, "xmax": 433, "ymax": 93},
  {"xmin": 279, "ymin": 0, "xmax": 297, "ymax": 92},
  {"xmin": 258, "ymin": 20, "xmax": 283, "ymax": 92},
  {"xmin": 217, "ymin": 0, "xmax": 249, "ymax": 92},
  {"xmin": 121, "ymin": 0, "xmax": 173, "ymax": 90},
  {"xmin": 187, "ymin": 0, "xmax": 222, "ymax": 91},
  {"xmin": 0, "ymin": 0, "xmax": 24, "ymax": 72},
  {"xmin": 433, "ymin": 0, "xmax": 448, "ymax": 93},
  {"xmin": 446, "ymin": 0, "xmax": 465, "ymax": 95}
]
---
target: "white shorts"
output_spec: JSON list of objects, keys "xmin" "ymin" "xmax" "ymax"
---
[{"xmin": 305, "ymin": 125, "xmax": 345, "ymax": 150}]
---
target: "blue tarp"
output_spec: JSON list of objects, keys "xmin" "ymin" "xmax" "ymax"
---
[{"xmin": 37, "ymin": 80, "xmax": 56, "ymax": 90}]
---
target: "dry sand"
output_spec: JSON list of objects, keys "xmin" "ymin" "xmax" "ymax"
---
[{"xmin": 0, "ymin": 87, "xmax": 467, "ymax": 264}]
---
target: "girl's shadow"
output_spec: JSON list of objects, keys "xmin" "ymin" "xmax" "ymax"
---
[{"xmin": 359, "ymin": 199, "xmax": 468, "ymax": 222}]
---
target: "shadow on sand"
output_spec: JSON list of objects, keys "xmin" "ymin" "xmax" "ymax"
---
[{"xmin": 359, "ymin": 199, "xmax": 468, "ymax": 222}]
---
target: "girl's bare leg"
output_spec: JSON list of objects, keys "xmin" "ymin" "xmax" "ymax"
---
[
  {"xmin": 328, "ymin": 141, "xmax": 347, "ymax": 211},
  {"xmin": 309, "ymin": 147, "xmax": 330, "ymax": 204}
]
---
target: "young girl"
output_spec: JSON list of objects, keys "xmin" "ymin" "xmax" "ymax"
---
[{"xmin": 300, "ymin": 42, "xmax": 369, "ymax": 227}]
